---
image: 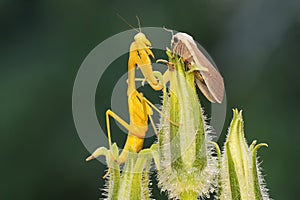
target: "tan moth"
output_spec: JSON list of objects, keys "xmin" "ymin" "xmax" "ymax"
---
[{"xmin": 171, "ymin": 32, "xmax": 225, "ymax": 103}]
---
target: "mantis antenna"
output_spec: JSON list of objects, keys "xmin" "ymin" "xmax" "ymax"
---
[
  {"xmin": 116, "ymin": 13, "xmax": 140, "ymax": 33},
  {"xmin": 136, "ymin": 15, "xmax": 142, "ymax": 33}
]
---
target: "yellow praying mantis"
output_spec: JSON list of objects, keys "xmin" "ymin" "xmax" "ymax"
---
[
  {"xmin": 104, "ymin": 30, "xmax": 163, "ymax": 164},
  {"xmin": 86, "ymin": 18, "xmax": 177, "ymax": 168}
]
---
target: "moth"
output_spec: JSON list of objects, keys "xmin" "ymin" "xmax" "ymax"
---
[{"xmin": 171, "ymin": 32, "xmax": 224, "ymax": 103}]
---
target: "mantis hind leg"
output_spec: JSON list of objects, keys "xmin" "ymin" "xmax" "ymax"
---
[
  {"xmin": 106, "ymin": 109, "xmax": 132, "ymax": 149},
  {"xmin": 105, "ymin": 108, "xmax": 148, "ymax": 162}
]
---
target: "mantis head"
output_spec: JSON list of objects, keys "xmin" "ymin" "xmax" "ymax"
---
[{"xmin": 134, "ymin": 32, "xmax": 152, "ymax": 47}]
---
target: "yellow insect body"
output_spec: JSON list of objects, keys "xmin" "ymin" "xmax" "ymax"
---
[
  {"xmin": 105, "ymin": 32, "xmax": 162, "ymax": 164},
  {"xmin": 118, "ymin": 91, "xmax": 152, "ymax": 163},
  {"xmin": 87, "ymin": 30, "xmax": 177, "ymax": 168}
]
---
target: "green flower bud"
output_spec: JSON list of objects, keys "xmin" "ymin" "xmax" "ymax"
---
[
  {"xmin": 157, "ymin": 51, "xmax": 217, "ymax": 199},
  {"xmin": 218, "ymin": 109, "xmax": 270, "ymax": 200}
]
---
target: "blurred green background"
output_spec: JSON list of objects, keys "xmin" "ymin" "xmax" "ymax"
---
[{"xmin": 1, "ymin": 0, "xmax": 300, "ymax": 199}]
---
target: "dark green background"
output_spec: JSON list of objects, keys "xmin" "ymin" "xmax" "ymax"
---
[{"xmin": 1, "ymin": 0, "xmax": 299, "ymax": 199}]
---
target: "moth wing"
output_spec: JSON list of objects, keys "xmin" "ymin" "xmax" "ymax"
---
[
  {"xmin": 195, "ymin": 78, "xmax": 217, "ymax": 103},
  {"xmin": 190, "ymin": 41, "xmax": 224, "ymax": 103},
  {"xmin": 199, "ymin": 66, "xmax": 224, "ymax": 103},
  {"xmin": 173, "ymin": 33, "xmax": 225, "ymax": 103}
]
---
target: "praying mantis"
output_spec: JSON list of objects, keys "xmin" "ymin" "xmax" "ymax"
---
[
  {"xmin": 104, "ymin": 30, "xmax": 163, "ymax": 164},
  {"xmin": 86, "ymin": 23, "xmax": 177, "ymax": 167}
]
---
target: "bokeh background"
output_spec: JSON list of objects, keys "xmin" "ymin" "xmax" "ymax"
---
[{"xmin": 1, "ymin": 0, "xmax": 300, "ymax": 199}]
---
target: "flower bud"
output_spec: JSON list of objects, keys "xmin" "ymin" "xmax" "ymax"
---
[
  {"xmin": 157, "ymin": 51, "xmax": 217, "ymax": 199},
  {"xmin": 218, "ymin": 109, "xmax": 270, "ymax": 200}
]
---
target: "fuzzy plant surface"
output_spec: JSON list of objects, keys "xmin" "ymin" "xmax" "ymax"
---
[
  {"xmin": 217, "ymin": 109, "xmax": 270, "ymax": 200},
  {"xmin": 156, "ymin": 51, "xmax": 217, "ymax": 200},
  {"xmin": 86, "ymin": 109, "xmax": 271, "ymax": 200},
  {"xmin": 86, "ymin": 143, "xmax": 159, "ymax": 200}
]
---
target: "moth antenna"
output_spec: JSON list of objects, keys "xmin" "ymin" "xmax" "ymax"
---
[
  {"xmin": 116, "ymin": 13, "xmax": 139, "ymax": 33},
  {"xmin": 163, "ymin": 26, "xmax": 174, "ymax": 37},
  {"xmin": 136, "ymin": 15, "xmax": 142, "ymax": 33}
]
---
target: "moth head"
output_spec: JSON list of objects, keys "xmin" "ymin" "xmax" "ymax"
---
[{"xmin": 171, "ymin": 35, "xmax": 179, "ymax": 49}]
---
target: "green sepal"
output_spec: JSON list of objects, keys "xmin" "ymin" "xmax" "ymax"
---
[
  {"xmin": 186, "ymin": 64, "xmax": 208, "ymax": 74},
  {"xmin": 226, "ymin": 141, "xmax": 241, "ymax": 200},
  {"xmin": 252, "ymin": 143, "xmax": 268, "ymax": 200}
]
